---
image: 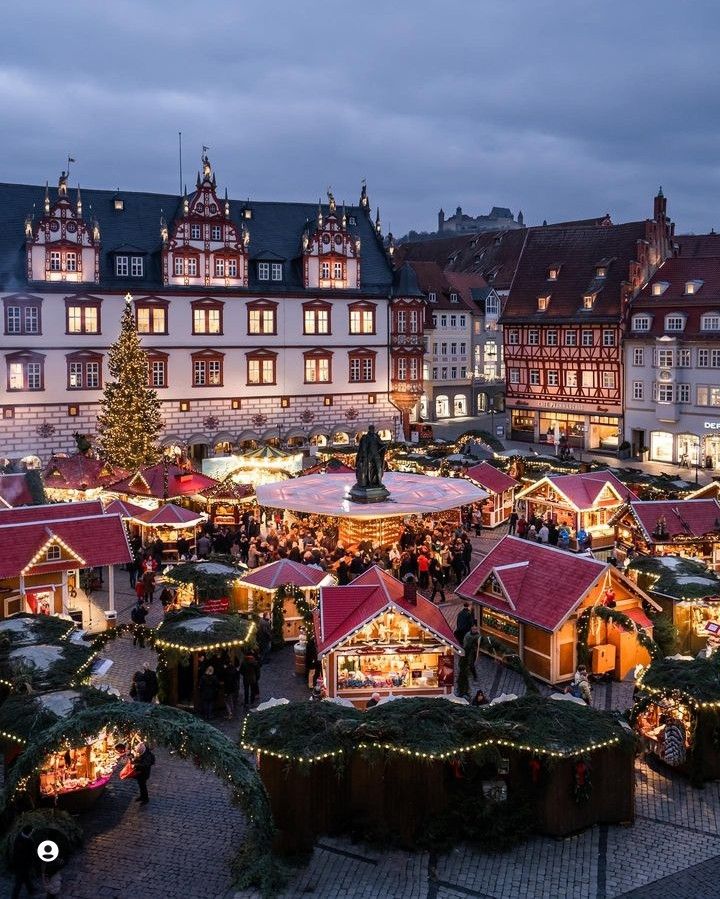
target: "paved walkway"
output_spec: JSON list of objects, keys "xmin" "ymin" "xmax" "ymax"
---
[{"xmin": 3, "ymin": 559, "xmax": 720, "ymax": 898}]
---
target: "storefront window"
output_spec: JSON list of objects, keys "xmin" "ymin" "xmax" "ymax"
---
[
  {"xmin": 677, "ymin": 434, "xmax": 700, "ymax": 466},
  {"xmin": 650, "ymin": 431, "xmax": 674, "ymax": 462},
  {"xmin": 704, "ymin": 436, "xmax": 720, "ymax": 470},
  {"xmin": 539, "ymin": 412, "xmax": 585, "ymax": 445},
  {"xmin": 511, "ymin": 410, "xmax": 535, "ymax": 439}
]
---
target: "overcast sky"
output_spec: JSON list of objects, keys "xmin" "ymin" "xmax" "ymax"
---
[{"xmin": 1, "ymin": 1, "xmax": 718, "ymax": 236}]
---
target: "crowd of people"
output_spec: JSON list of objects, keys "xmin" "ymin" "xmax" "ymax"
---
[{"xmin": 508, "ymin": 509, "xmax": 595, "ymax": 555}]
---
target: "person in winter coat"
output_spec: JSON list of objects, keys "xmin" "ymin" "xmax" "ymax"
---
[
  {"xmin": 240, "ymin": 652, "xmax": 260, "ymax": 707},
  {"xmin": 257, "ymin": 614, "xmax": 272, "ymax": 662},
  {"xmin": 131, "ymin": 599, "xmax": 148, "ymax": 647},
  {"xmin": 198, "ymin": 665, "xmax": 220, "ymax": 719},
  {"xmin": 143, "ymin": 662, "xmax": 159, "ymax": 702},
  {"xmin": 454, "ymin": 603, "xmax": 476, "ymax": 644},
  {"xmin": 222, "ymin": 660, "xmax": 240, "ymax": 719},
  {"xmin": 429, "ymin": 557, "xmax": 447, "ymax": 603},
  {"xmin": 10, "ymin": 825, "xmax": 35, "ymax": 899},
  {"xmin": 129, "ymin": 670, "xmax": 148, "ymax": 702},
  {"xmin": 463, "ymin": 624, "xmax": 480, "ymax": 679},
  {"xmin": 131, "ymin": 741, "xmax": 155, "ymax": 804}
]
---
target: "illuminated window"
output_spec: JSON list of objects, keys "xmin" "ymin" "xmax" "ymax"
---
[
  {"xmin": 66, "ymin": 302, "xmax": 100, "ymax": 334},
  {"xmin": 537, "ymin": 296, "xmax": 550, "ymax": 312},
  {"xmin": 303, "ymin": 304, "xmax": 330, "ymax": 334},
  {"xmin": 247, "ymin": 355, "xmax": 276, "ymax": 385},
  {"xmin": 192, "ymin": 304, "xmax": 222, "ymax": 335},
  {"xmin": 304, "ymin": 353, "xmax": 332, "ymax": 383},
  {"xmin": 6, "ymin": 353, "xmax": 43, "ymax": 391},
  {"xmin": 248, "ymin": 304, "xmax": 276, "ymax": 335},
  {"xmin": 136, "ymin": 305, "xmax": 167, "ymax": 334},
  {"xmin": 349, "ymin": 306, "xmax": 375, "ymax": 334}
]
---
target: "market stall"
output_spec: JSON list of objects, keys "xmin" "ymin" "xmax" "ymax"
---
[
  {"xmin": 457, "ymin": 535, "xmax": 660, "ymax": 684},
  {"xmin": 633, "ymin": 654, "xmax": 720, "ymax": 783},
  {"xmin": 42, "ymin": 454, "xmax": 127, "ymax": 502},
  {"xmin": 0, "ymin": 613, "xmax": 76, "ymax": 648},
  {"xmin": 255, "ymin": 471, "xmax": 486, "ymax": 550},
  {"xmin": 315, "ymin": 566, "xmax": 461, "ymax": 706},
  {"xmin": 107, "ymin": 461, "xmax": 217, "ymax": 509},
  {"xmin": 202, "ymin": 445, "xmax": 304, "ymax": 488},
  {"xmin": 242, "ymin": 694, "xmax": 635, "ymax": 853},
  {"xmin": 164, "ymin": 560, "xmax": 247, "ymax": 612},
  {"xmin": 0, "ymin": 641, "xmax": 97, "ymax": 694},
  {"xmin": 625, "ymin": 555, "xmax": 720, "ymax": 654},
  {"xmin": 515, "ymin": 471, "xmax": 632, "ymax": 553},
  {"xmin": 198, "ymin": 478, "xmax": 255, "ymax": 526},
  {"xmin": 128, "ymin": 504, "xmax": 206, "ymax": 563},
  {"xmin": 153, "ymin": 608, "xmax": 254, "ymax": 709},
  {"xmin": 612, "ymin": 499, "xmax": 720, "ymax": 570},
  {"xmin": 464, "ymin": 462, "xmax": 521, "ymax": 528},
  {"xmin": 0, "ymin": 687, "xmax": 119, "ymax": 810},
  {"xmin": 238, "ymin": 559, "xmax": 335, "ymax": 642}
]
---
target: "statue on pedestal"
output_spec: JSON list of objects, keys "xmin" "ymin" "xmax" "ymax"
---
[{"xmin": 349, "ymin": 425, "xmax": 390, "ymax": 504}]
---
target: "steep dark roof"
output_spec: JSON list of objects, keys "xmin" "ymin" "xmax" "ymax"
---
[
  {"xmin": 629, "ymin": 255, "xmax": 720, "ymax": 338},
  {"xmin": 676, "ymin": 233, "xmax": 720, "ymax": 258},
  {"xmin": 0, "ymin": 182, "xmax": 392, "ymax": 295},
  {"xmin": 405, "ymin": 261, "xmax": 481, "ymax": 312},
  {"xmin": 500, "ymin": 222, "xmax": 648, "ymax": 323},
  {"xmin": 391, "ymin": 262, "xmax": 424, "ymax": 298}
]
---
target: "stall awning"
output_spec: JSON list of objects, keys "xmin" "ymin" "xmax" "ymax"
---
[{"xmin": 624, "ymin": 608, "xmax": 654, "ymax": 630}]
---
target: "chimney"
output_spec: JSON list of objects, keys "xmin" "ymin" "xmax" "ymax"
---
[{"xmin": 403, "ymin": 575, "xmax": 417, "ymax": 605}]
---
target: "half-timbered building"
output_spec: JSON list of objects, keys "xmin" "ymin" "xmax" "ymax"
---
[{"xmin": 501, "ymin": 192, "xmax": 674, "ymax": 451}]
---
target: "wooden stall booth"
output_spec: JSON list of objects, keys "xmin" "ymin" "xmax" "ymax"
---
[
  {"xmin": 128, "ymin": 504, "xmax": 206, "ymax": 564},
  {"xmin": 153, "ymin": 608, "xmax": 254, "ymax": 709},
  {"xmin": 42, "ymin": 454, "xmax": 126, "ymax": 503},
  {"xmin": 478, "ymin": 694, "xmax": 636, "ymax": 836},
  {"xmin": 612, "ymin": 499, "xmax": 720, "ymax": 571},
  {"xmin": 107, "ymin": 461, "xmax": 217, "ymax": 510},
  {"xmin": 465, "ymin": 462, "xmax": 521, "ymax": 528},
  {"xmin": 0, "ymin": 502, "xmax": 132, "ymax": 620},
  {"xmin": 624, "ymin": 555, "xmax": 720, "ymax": 654},
  {"xmin": 198, "ymin": 478, "xmax": 255, "ymax": 526},
  {"xmin": 634, "ymin": 654, "xmax": 720, "ymax": 784},
  {"xmin": 0, "ymin": 641, "xmax": 97, "ymax": 697},
  {"xmin": 316, "ymin": 567, "xmax": 461, "ymax": 706},
  {"xmin": 457, "ymin": 536, "xmax": 660, "ymax": 684},
  {"xmin": 515, "ymin": 471, "xmax": 632, "ymax": 553},
  {"xmin": 0, "ymin": 687, "xmax": 120, "ymax": 810},
  {"xmin": 238, "ymin": 559, "xmax": 335, "ymax": 642},
  {"xmin": 163, "ymin": 560, "xmax": 247, "ymax": 612},
  {"xmin": 243, "ymin": 694, "xmax": 636, "ymax": 854}
]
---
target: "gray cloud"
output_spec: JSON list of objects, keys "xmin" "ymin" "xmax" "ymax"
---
[{"xmin": 0, "ymin": 0, "xmax": 718, "ymax": 235}]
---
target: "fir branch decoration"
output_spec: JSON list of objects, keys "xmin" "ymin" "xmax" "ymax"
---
[
  {"xmin": 0, "ymin": 703, "xmax": 279, "ymax": 894},
  {"xmin": 576, "ymin": 605, "xmax": 661, "ymax": 668},
  {"xmin": 1, "ymin": 809, "xmax": 83, "ymax": 874},
  {"xmin": 96, "ymin": 296, "xmax": 163, "ymax": 469},
  {"xmin": 0, "ymin": 642, "xmax": 97, "ymax": 692},
  {"xmin": 0, "ymin": 614, "xmax": 74, "ymax": 649},
  {"xmin": 0, "ymin": 686, "xmax": 117, "ymax": 745}
]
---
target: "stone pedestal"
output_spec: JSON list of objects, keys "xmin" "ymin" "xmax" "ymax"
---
[{"xmin": 347, "ymin": 484, "xmax": 391, "ymax": 504}]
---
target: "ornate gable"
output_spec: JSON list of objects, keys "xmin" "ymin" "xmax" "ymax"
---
[
  {"xmin": 25, "ymin": 171, "xmax": 100, "ymax": 284},
  {"xmin": 302, "ymin": 191, "xmax": 361, "ymax": 289},
  {"xmin": 162, "ymin": 153, "xmax": 249, "ymax": 288}
]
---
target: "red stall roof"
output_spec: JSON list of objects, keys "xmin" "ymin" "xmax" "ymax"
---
[
  {"xmin": 456, "ymin": 535, "xmax": 607, "ymax": 632},
  {"xmin": 0, "ymin": 474, "xmax": 34, "ymax": 508},
  {"xmin": 621, "ymin": 499, "xmax": 720, "ymax": 543},
  {"xmin": 108, "ymin": 463, "xmax": 217, "ymax": 499},
  {"xmin": 465, "ymin": 462, "xmax": 520, "ymax": 495},
  {"xmin": 517, "ymin": 470, "xmax": 635, "ymax": 511},
  {"xmin": 0, "ymin": 509, "xmax": 131, "ymax": 578},
  {"xmin": 0, "ymin": 500, "xmax": 103, "ymax": 527},
  {"xmin": 43, "ymin": 455, "xmax": 126, "ymax": 491},
  {"xmin": 241, "ymin": 558, "xmax": 329, "ymax": 591},
  {"xmin": 315, "ymin": 565, "xmax": 460, "ymax": 654}
]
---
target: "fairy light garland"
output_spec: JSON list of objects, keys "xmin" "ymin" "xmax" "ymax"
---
[
  {"xmin": 635, "ymin": 665, "xmax": 720, "ymax": 710},
  {"xmin": 21, "ymin": 536, "xmax": 86, "ymax": 575},
  {"xmin": 240, "ymin": 714, "xmax": 622, "ymax": 765},
  {"xmin": 154, "ymin": 620, "xmax": 256, "ymax": 653}
]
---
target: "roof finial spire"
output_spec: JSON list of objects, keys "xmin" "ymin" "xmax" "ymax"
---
[
  {"xmin": 317, "ymin": 199, "xmax": 323, "ymax": 228},
  {"xmin": 375, "ymin": 206, "xmax": 382, "ymax": 235},
  {"xmin": 76, "ymin": 185, "xmax": 82, "ymax": 215},
  {"xmin": 327, "ymin": 188, "xmax": 336, "ymax": 213},
  {"xmin": 44, "ymin": 182, "xmax": 50, "ymax": 214},
  {"xmin": 657, "ymin": 185, "xmax": 664, "ymax": 197},
  {"xmin": 360, "ymin": 178, "xmax": 369, "ymax": 210}
]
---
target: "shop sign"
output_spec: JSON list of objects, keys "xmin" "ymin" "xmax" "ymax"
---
[{"xmin": 704, "ymin": 422, "xmax": 720, "ymax": 430}]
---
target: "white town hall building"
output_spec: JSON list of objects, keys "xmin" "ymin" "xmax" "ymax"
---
[{"xmin": 0, "ymin": 157, "xmax": 424, "ymax": 461}]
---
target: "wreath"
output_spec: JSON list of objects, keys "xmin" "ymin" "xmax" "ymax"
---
[
  {"xmin": 576, "ymin": 605, "xmax": 660, "ymax": 668},
  {"xmin": 271, "ymin": 584, "xmax": 315, "ymax": 647}
]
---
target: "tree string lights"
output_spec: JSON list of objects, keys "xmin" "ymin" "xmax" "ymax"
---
[{"xmin": 96, "ymin": 294, "xmax": 163, "ymax": 469}]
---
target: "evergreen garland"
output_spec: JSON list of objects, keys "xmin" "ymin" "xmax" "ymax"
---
[
  {"xmin": 576, "ymin": 605, "xmax": 661, "ymax": 668},
  {"xmin": 0, "ymin": 703, "xmax": 279, "ymax": 894},
  {"xmin": 271, "ymin": 585, "xmax": 314, "ymax": 648},
  {"xmin": 1, "ymin": 809, "xmax": 83, "ymax": 874},
  {"xmin": 96, "ymin": 297, "xmax": 163, "ymax": 469}
]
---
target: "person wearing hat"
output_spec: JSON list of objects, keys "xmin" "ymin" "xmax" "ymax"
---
[
  {"xmin": 131, "ymin": 741, "xmax": 155, "ymax": 805},
  {"xmin": 365, "ymin": 692, "xmax": 381, "ymax": 709}
]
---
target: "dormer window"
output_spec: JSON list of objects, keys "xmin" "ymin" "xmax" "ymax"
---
[
  {"xmin": 582, "ymin": 294, "xmax": 595, "ymax": 310},
  {"xmin": 547, "ymin": 266, "xmax": 560, "ymax": 281},
  {"xmin": 685, "ymin": 280, "xmax": 703, "ymax": 295},
  {"xmin": 537, "ymin": 296, "xmax": 550, "ymax": 312},
  {"xmin": 632, "ymin": 314, "xmax": 651, "ymax": 332},
  {"xmin": 258, "ymin": 262, "xmax": 270, "ymax": 281},
  {"xmin": 46, "ymin": 544, "xmax": 61, "ymax": 562},
  {"xmin": 665, "ymin": 314, "xmax": 686, "ymax": 332},
  {"xmin": 701, "ymin": 312, "xmax": 720, "ymax": 331},
  {"xmin": 596, "ymin": 266, "xmax": 607, "ymax": 278},
  {"xmin": 450, "ymin": 292, "xmax": 459, "ymax": 303},
  {"xmin": 113, "ymin": 195, "xmax": 124, "ymax": 212},
  {"xmin": 428, "ymin": 291, "xmax": 437, "ymax": 303},
  {"xmin": 115, "ymin": 255, "xmax": 144, "ymax": 278},
  {"xmin": 243, "ymin": 208, "xmax": 252, "ymax": 220},
  {"xmin": 651, "ymin": 281, "xmax": 669, "ymax": 296}
]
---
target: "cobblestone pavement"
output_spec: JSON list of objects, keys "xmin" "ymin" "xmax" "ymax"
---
[{"xmin": 4, "ymin": 559, "xmax": 720, "ymax": 898}]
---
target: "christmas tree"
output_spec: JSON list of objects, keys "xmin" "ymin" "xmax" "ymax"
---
[{"xmin": 97, "ymin": 295, "xmax": 163, "ymax": 468}]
